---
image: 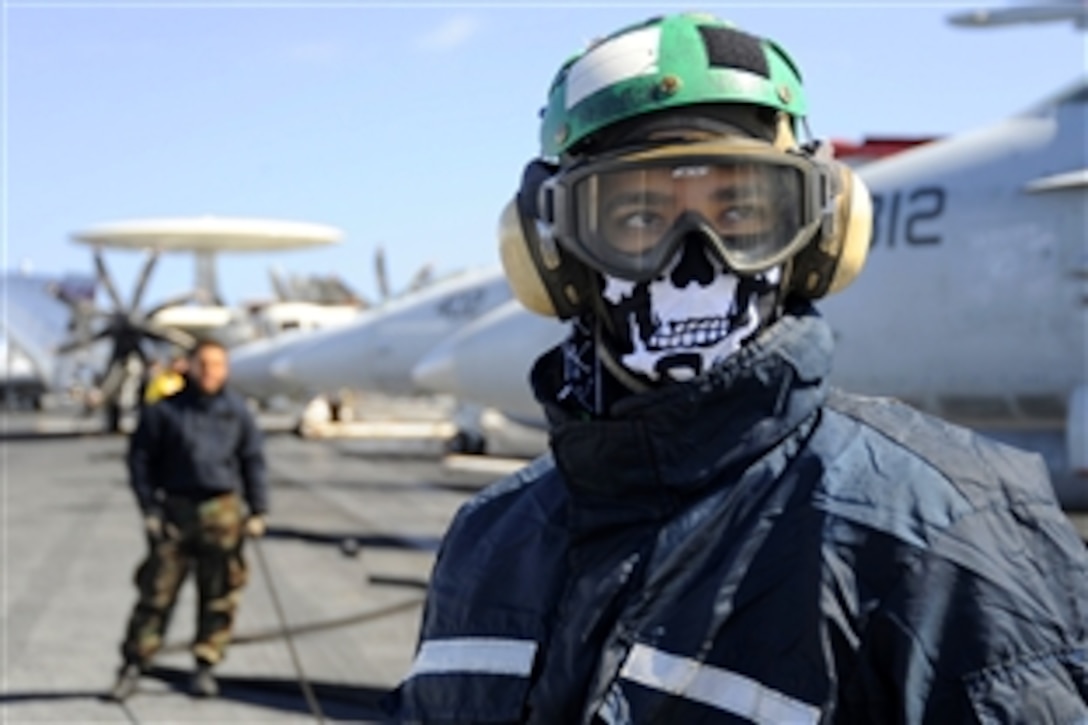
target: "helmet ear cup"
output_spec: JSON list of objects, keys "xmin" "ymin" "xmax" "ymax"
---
[
  {"xmin": 499, "ymin": 198, "xmax": 558, "ymax": 316},
  {"xmin": 788, "ymin": 161, "xmax": 872, "ymax": 299},
  {"xmin": 498, "ymin": 160, "xmax": 592, "ymax": 319}
]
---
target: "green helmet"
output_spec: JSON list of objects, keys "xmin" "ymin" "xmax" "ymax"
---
[{"xmin": 539, "ymin": 13, "xmax": 807, "ymax": 158}]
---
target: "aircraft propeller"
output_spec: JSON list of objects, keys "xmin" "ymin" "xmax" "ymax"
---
[{"xmin": 51, "ymin": 247, "xmax": 202, "ymax": 431}]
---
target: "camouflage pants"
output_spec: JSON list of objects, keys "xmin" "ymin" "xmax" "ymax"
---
[{"xmin": 120, "ymin": 492, "xmax": 248, "ymax": 667}]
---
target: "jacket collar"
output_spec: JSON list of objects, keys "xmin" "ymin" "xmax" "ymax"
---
[
  {"xmin": 532, "ymin": 306, "xmax": 832, "ymax": 505},
  {"xmin": 176, "ymin": 382, "xmax": 230, "ymax": 411}
]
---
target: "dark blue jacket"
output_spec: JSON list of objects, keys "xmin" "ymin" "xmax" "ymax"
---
[
  {"xmin": 390, "ymin": 310, "xmax": 1088, "ymax": 723},
  {"xmin": 128, "ymin": 383, "xmax": 269, "ymax": 516}
]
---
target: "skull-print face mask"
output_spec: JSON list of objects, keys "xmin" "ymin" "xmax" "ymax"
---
[{"xmin": 598, "ymin": 233, "xmax": 782, "ymax": 382}]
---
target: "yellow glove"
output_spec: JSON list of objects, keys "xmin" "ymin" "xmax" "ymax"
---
[{"xmin": 244, "ymin": 515, "xmax": 266, "ymax": 538}]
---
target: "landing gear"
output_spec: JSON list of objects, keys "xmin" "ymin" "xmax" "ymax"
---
[
  {"xmin": 446, "ymin": 429, "xmax": 487, "ymax": 455},
  {"xmin": 328, "ymin": 397, "xmax": 344, "ymax": 424},
  {"xmin": 105, "ymin": 402, "xmax": 122, "ymax": 434}
]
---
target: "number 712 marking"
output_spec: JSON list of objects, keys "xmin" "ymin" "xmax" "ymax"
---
[{"xmin": 870, "ymin": 187, "xmax": 945, "ymax": 248}]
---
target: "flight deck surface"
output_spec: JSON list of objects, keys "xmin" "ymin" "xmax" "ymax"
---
[{"xmin": 1, "ymin": 410, "xmax": 500, "ymax": 724}]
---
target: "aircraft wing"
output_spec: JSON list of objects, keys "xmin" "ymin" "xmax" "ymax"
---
[
  {"xmin": 948, "ymin": 2, "xmax": 1088, "ymax": 28},
  {"xmin": 1025, "ymin": 167, "xmax": 1088, "ymax": 192},
  {"xmin": 0, "ymin": 273, "xmax": 94, "ymax": 386}
]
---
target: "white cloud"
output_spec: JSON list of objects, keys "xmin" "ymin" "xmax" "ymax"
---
[{"xmin": 415, "ymin": 15, "xmax": 480, "ymax": 52}]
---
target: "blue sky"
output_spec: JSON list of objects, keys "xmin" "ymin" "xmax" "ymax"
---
[{"xmin": 3, "ymin": 1, "xmax": 1085, "ymax": 308}]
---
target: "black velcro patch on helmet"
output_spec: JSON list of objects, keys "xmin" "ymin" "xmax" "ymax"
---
[{"xmin": 698, "ymin": 26, "xmax": 769, "ymax": 78}]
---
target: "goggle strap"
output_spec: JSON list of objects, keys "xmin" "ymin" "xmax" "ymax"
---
[{"xmin": 595, "ymin": 319, "xmax": 653, "ymax": 396}]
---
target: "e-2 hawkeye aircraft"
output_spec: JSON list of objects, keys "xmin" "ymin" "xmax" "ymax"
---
[{"xmin": 0, "ymin": 217, "xmax": 361, "ymax": 431}]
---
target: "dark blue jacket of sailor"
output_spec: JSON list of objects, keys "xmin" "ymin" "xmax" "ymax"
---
[{"xmin": 389, "ymin": 308, "xmax": 1088, "ymax": 724}]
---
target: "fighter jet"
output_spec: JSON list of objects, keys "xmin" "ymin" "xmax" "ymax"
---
[
  {"xmin": 411, "ymin": 77, "xmax": 1088, "ymax": 508},
  {"xmin": 227, "ymin": 265, "xmax": 514, "ymax": 404}
]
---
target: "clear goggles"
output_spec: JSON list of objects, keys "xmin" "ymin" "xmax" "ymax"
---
[{"xmin": 538, "ymin": 138, "xmax": 832, "ymax": 281}]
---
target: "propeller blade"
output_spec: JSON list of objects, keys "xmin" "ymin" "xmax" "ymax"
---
[
  {"xmin": 95, "ymin": 359, "xmax": 130, "ymax": 406},
  {"xmin": 131, "ymin": 339, "xmax": 150, "ymax": 366},
  {"xmin": 144, "ymin": 289, "xmax": 207, "ymax": 319},
  {"xmin": 129, "ymin": 248, "xmax": 161, "ymax": 314},
  {"xmin": 47, "ymin": 281, "xmax": 79, "ymax": 308},
  {"xmin": 268, "ymin": 265, "xmax": 290, "ymax": 301},
  {"xmin": 93, "ymin": 247, "xmax": 125, "ymax": 310},
  {"xmin": 288, "ymin": 272, "xmax": 305, "ymax": 301},
  {"xmin": 142, "ymin": 323, "xmax": 196, "ymax": 351},
  {"xmin": 374, "ymin": 246, "xmax": 391, "ymax": 301},
  {"xmin": 87, "ymin": 309, "xmax": 115, "ymax": 322},
  {"xmin": 66, "ymin": 310, "xmax": 112, "ymax": 336},
  {"xmin": 55, "ymin": 327, "xmax": 112, "ymax": 355},
  {"xmin": 48, "ymin": 280, "xmax": 93, "ymax": 310}
]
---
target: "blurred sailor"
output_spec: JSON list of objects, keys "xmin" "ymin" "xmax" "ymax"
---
[{"xmin": 109, "ymin": 338, "xmax": 269, "ymax": 701}]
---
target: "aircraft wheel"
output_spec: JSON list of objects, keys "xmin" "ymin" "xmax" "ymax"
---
[{"xmin": 447, "ymin": 430, "xmax": 487, "ymax": 456}]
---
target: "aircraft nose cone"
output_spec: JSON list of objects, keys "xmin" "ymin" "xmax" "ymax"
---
[{"xmin": 412, "ymin": 344, "xmax": 458, "ymax": 394}]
